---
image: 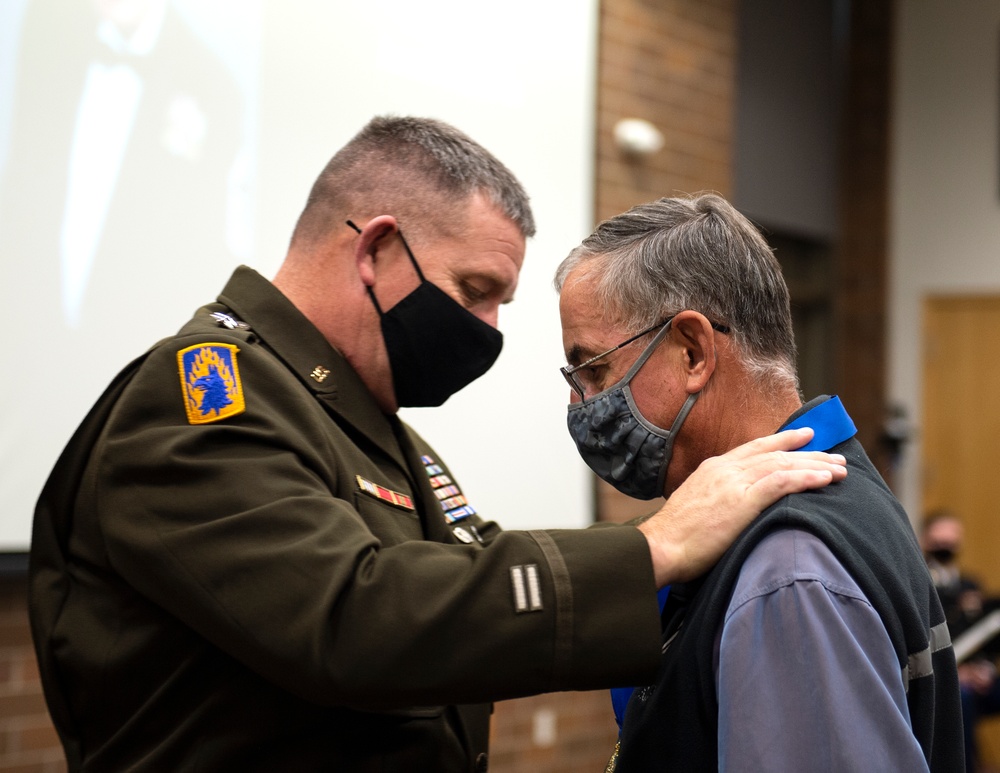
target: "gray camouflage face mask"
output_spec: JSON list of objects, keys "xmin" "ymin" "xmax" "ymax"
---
[{"xmin": 566, "ymin": 322, "xmax": 700, "ymax": 500}]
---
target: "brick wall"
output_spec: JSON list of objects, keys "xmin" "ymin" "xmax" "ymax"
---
[
  {"xmin": 490, "ymin": 692, "xmax": 619, "ymax": 772},
  {"xmin": 595, "ymin": 0, "xmax": 736, "ymax": 222},
  {"xmin": 0, "ymin": 576, "xmax": 64, "ymax": 773}
]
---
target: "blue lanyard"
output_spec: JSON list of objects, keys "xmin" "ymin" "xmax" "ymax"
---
[{"xmin": 611, "ymin": 396, "xmax": 855, "ymax": 733}]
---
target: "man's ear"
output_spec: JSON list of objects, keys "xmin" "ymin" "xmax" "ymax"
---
[
  {"xmin": 670, "ymin": 311, "xmax": 718, "ymax": 392},
  {"xmin": 352, "ymin": 216, "xmax": 398, "ymax": 287}
]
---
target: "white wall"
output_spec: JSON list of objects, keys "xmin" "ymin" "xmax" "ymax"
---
[
  {"xmin": 253, "ymin": 2, "xmax": 602, "ymax": 533},
  {"xmin": 890, "ymin": 0, "xmax": 1000, "ymax": 517},
  {"xmin": 0, "ymin": 0, "xmax": 599, "ymax": 550}
]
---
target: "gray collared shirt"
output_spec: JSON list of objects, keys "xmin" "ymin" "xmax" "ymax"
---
[{"xmin": 715, "ymin": 528, "xmax": 930, "ymax": 772}]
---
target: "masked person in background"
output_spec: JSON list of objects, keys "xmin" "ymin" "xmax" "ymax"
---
[
  {"xmin": 922, "ymin": 510, "xmax": 1000, "ymax": 773},
  {"xmin": 28, "ymin": 117, "xmax": 847, "ymax": 772},
  {"xmin": 555, "ymin": 193, "xmax": 964, "ymax": 772},
  {"xmin": 922, "ymin": 510, "xmax": 985, "ymax": 633}
]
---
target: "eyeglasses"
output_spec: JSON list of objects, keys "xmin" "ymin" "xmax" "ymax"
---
[{"xmin": 560, "ymin": 314, "xmax": 731, "ymax": 399}]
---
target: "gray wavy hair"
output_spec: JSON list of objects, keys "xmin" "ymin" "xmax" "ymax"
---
[{"xmin": 554, "ymin": 193, "xmax": 799, "ymax": 393}]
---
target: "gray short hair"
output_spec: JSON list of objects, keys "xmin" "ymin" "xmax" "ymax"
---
[
  {"xmin": 555, "ymin": 193, "xmax": 798, "ymax": 392},
  {"xmin": 291, "ymin": 115, "xmax": 535, "ymax": 247}
]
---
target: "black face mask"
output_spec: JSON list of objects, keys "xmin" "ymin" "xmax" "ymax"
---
[
  {"xmin": 929, "ymin": 547, "xmax": 957, "ymax": 564},
  {"xmin": 352, "ymin": 222, "xmax": 504, "ymax": 407}
]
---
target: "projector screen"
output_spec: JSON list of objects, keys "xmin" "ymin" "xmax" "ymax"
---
[{"xmin": 0, "ymin": 0, "xmax": 599, "ymax": 553}]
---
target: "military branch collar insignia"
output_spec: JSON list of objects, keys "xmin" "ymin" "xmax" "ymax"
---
[
  {"xmin": 310, "ymin": 365, "xmax": 331, "ymax": 383},
  {"xmin": 178, "ymin": 343, "xmax": 246, "ymax": 425},
  {"xmin": 209, "ymin": 311, "xmax": 250, "ymax": 330},
  {"xmin": 355, "ymin": 475, "xmax": 415, "ymax": 511}
]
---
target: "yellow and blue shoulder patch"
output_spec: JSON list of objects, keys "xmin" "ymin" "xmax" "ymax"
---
[{"xmin": 177, "ymin": 343, "xmax": 245, "ymax": 425}]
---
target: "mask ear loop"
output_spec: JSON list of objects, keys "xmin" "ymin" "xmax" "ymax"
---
[
  {"xmin": 574, "ymin": 320, "xmax": 674, "ymax": 406},
  {"xmin": 347, "ymin": 219, "xmax": 426, "ymax": 314},
  {"xmin": 659, "ymin": 391, "xmax": 699, "ymax": 461},
  {"xmin": 619, "ymin": 319, "xmax": 673, "ymax": 383},
  {"xmin": 396, "ymin": 230, "xmax": 426, "ymax": 283},
  {"xmin": 615, "ymin": 320, "xmax": 698, "ymax": 493},
  {"xmin": 650, "ymin": 390, "xmax": 700, "ymax": 500}
]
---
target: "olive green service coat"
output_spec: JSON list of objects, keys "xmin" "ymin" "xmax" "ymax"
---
[{"xmin": 29, "ymin": 266, "xmax": 662, "ymax": 772}]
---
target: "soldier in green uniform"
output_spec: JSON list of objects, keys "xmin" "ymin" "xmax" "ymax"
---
[{"xmin": 29, "ymin": 116, "xmax": 846, "ymax": 772}]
